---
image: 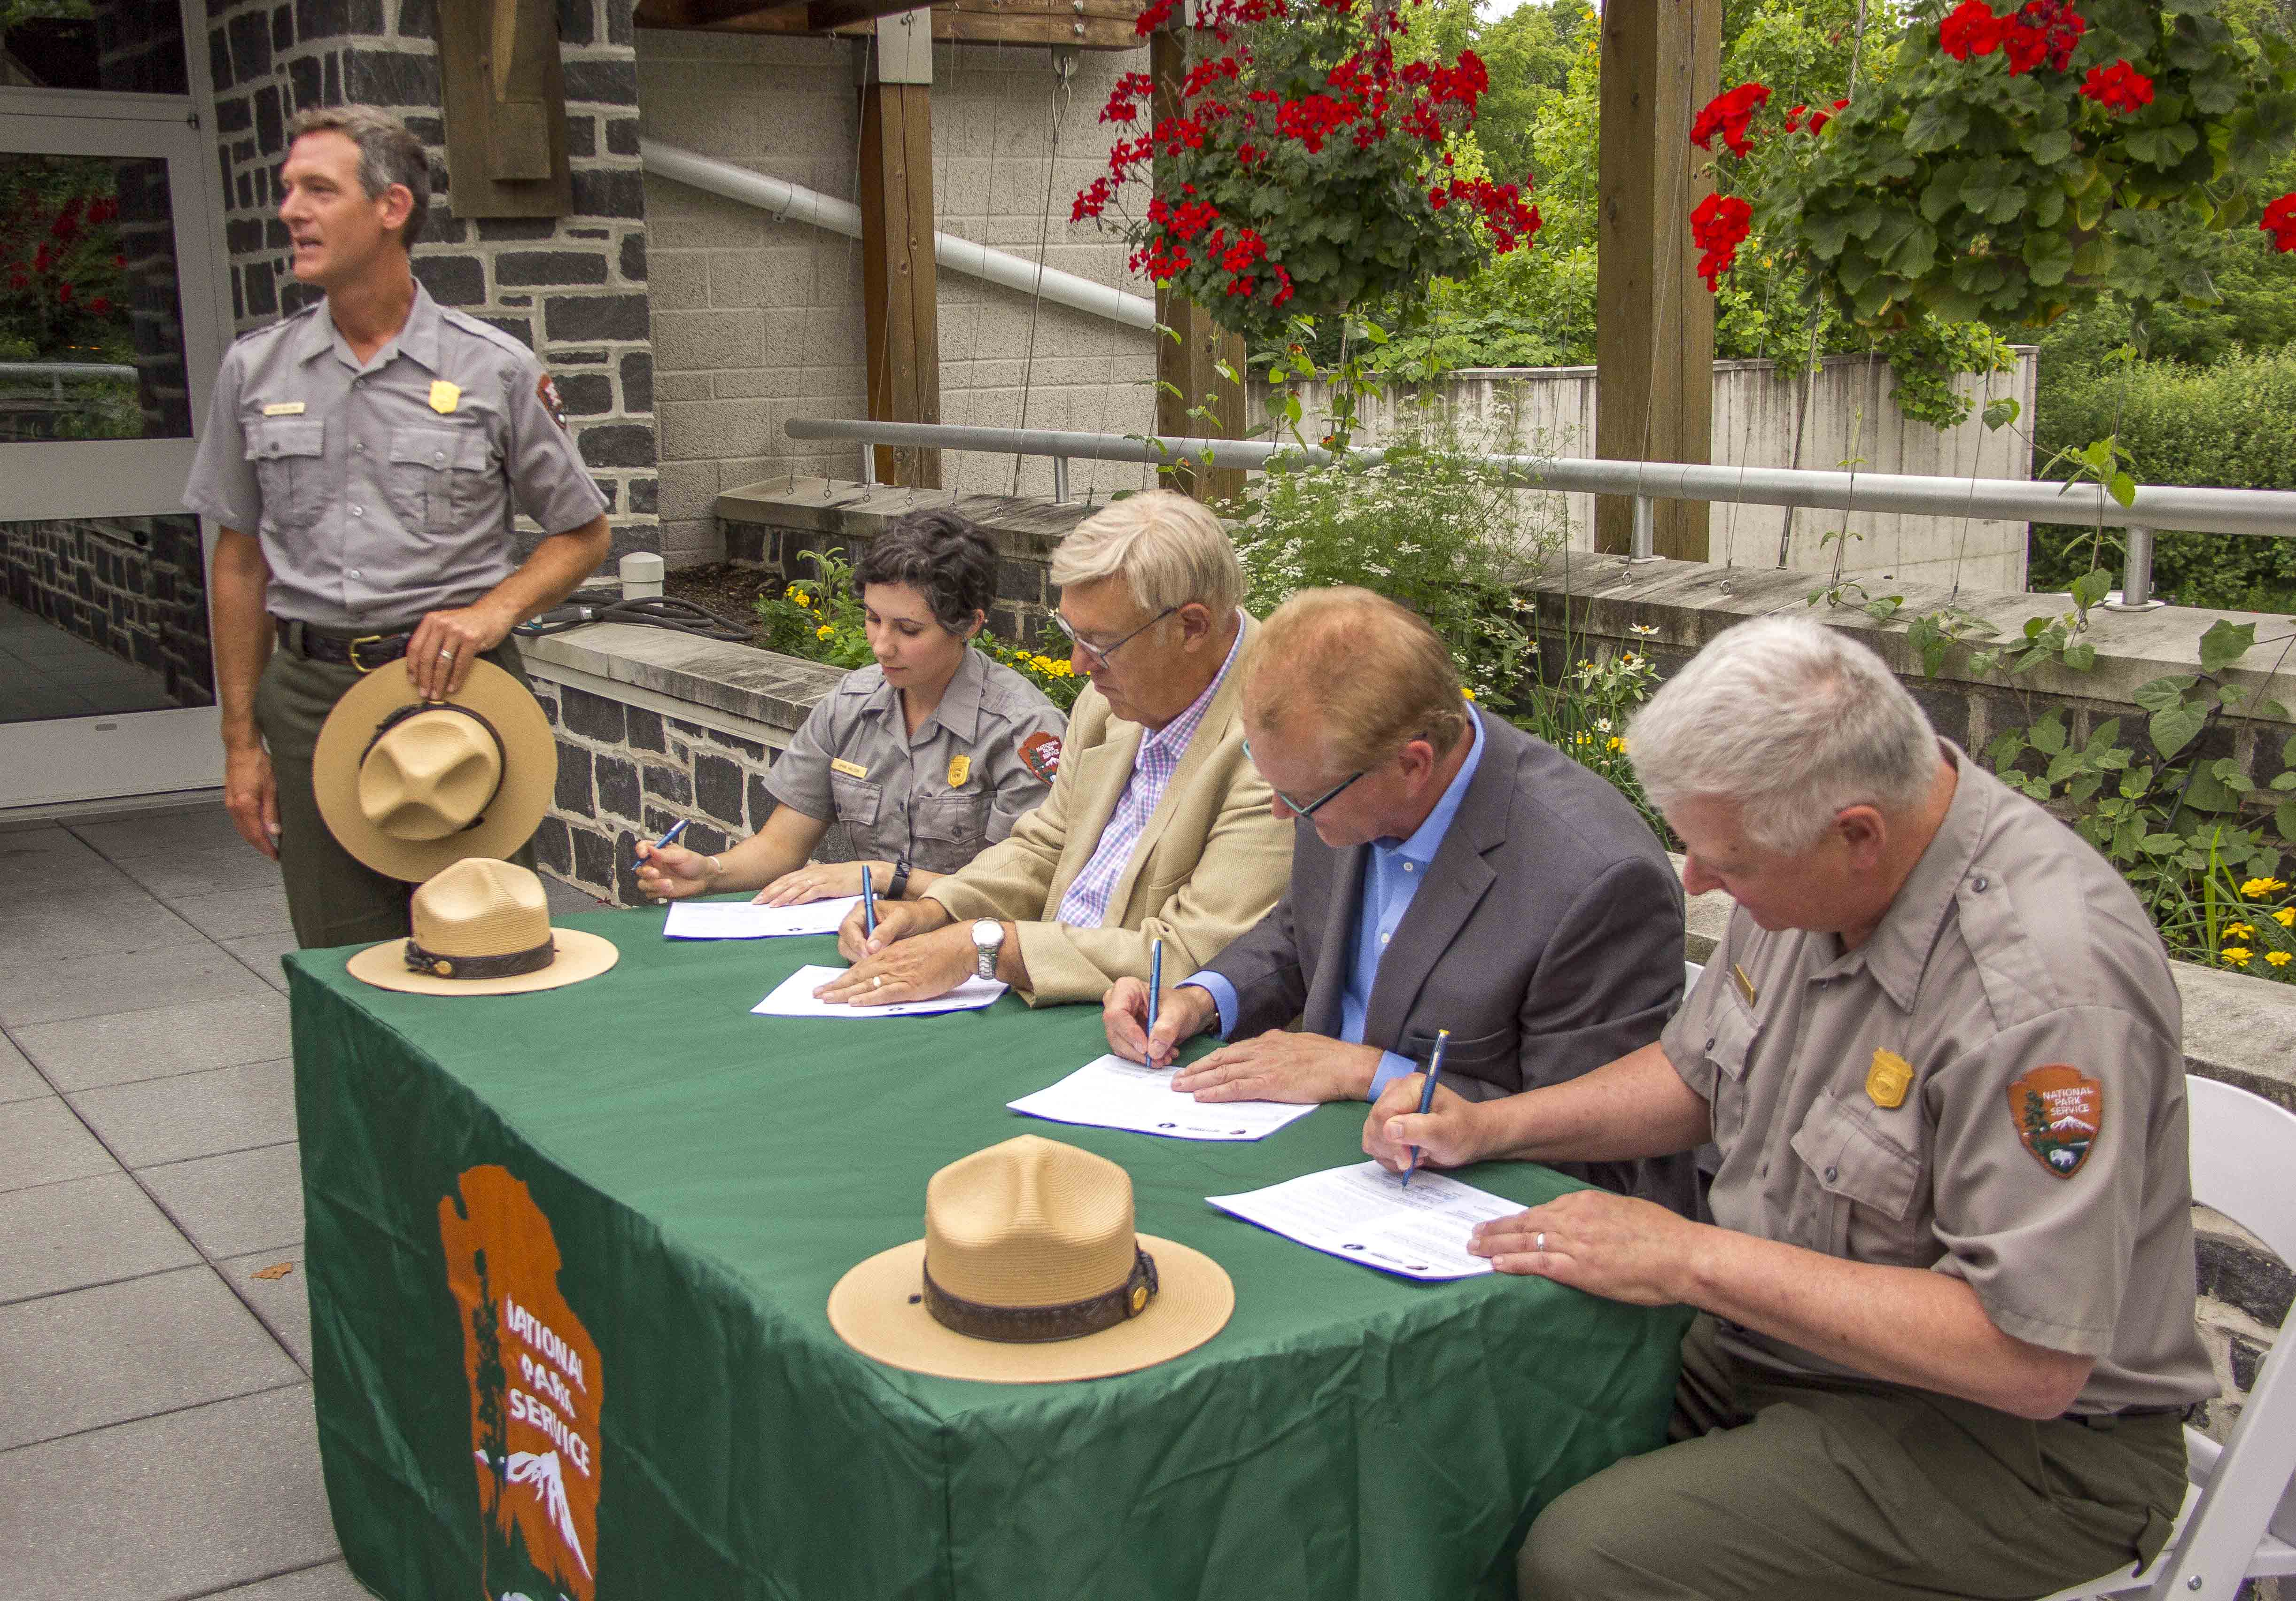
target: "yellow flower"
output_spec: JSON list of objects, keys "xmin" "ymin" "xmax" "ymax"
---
[
  {"xmin": 1461, "ymin": 686, "xmax": 1477, "ymax": 701},
  {"xmin": 2225, "ymin": 923, "xmax": 2255, "ymax": 939},
  {"xmin": 2271, "ymin": 951, "xmax": 2293, "ymax": 967},
  {"xmin": 816, "ymin": 624, "xmax": 834, "ymax": 639},
  {"xmin": 790, "ymin": 591, "xmax": 812, "ymax": 608},
  {"xmin": 2276, "ymin": 909, "xmax": 2294, "ymax": 928},
  {"xmin": 1607, "ymin": 736, "xmax": 1625, "ymax": 752},
  {"xmin": 2241, "ymin": 877, "xmax": 2288, "ymax": 898},
  {"xmin": 2222, "ymin": 946, "xmax": 2253, "ymax": 964}
]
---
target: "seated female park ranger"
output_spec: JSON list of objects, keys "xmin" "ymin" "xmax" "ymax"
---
[{"xmin": 636, "ymin": 509, "xmax": 1066, "ymax": 907}]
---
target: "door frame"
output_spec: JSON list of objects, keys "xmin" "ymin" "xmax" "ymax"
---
[{"xmin": 0, "ymin": 7, "xmax": 237, "ymax": 808}]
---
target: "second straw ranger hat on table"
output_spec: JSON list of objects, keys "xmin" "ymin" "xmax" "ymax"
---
[
  {"xmin": 829, "ymin": 1135, "xmax": 1233, "ymax": 1383},
  {"xmin": 347, "ymin": 857, "xmax": 618, "ymax": 996}
]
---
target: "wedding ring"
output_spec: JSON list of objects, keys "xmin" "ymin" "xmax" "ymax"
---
[
  {"xmin": 438, "ymin": 648, "xmax": 454, "ymax": 661},
  {"xmin": 1535, "ymin": 1232, "xmax": 1546, "ymax": 1252},
  {"xmin": 872, "ymin": 975, "xmax": 884, "ymax": 989}
]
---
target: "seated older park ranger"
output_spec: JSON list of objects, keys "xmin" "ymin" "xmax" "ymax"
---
[
  {"xmin": 1104, "ymin": 587, "xmax": 1691, "ymax": 1208},
  {"xmin": 635, "ymin": 509, "xmax": 1064, "ymax": 907},
  {"xmin": 814, "ymin": 490, "xmax": 1290, "ymax": 1008},
  {"xmin": 1363, "ymin": 615, "xmax": 2214, "ymax": 1601}
]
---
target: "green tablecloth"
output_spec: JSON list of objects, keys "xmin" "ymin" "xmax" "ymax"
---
[{"xmin": 287, "ymin": 907, "xmax": 1691, "ymax": 1601}]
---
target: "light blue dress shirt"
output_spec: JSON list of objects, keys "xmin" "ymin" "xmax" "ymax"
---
[{"xmin": 1185, "ymin": 708, "xmax": 1487, "ymax": 1100}]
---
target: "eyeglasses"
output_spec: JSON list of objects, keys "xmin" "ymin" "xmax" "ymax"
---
[
  {"xmin": 1046, "ymin": 606, "xmax": 1178, "ymax": 671},
  {"xmin": 1242, "ymin": 738, "xmax": 1366, "ymax": 817}
]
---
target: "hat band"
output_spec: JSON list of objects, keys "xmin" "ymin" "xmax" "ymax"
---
[
  {"xmin": 403, "ymin": 936, "xmax": 556, "ymax": 981},
  {"xmin": 922, "ymin": 1248, "xmax": 1158, "ymax": 1345}
]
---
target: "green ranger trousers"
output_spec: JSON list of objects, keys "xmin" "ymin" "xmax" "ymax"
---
[
  {"xmin": 1518, "ymin": 1313, "xmax": 2187, "ymax": 1601},
  {"xmin": 255, "ymin": 638, "xmax": 537, "ymax": 951}
]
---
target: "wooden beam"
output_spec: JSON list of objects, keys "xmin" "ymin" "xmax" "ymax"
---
[
  {"xmin": 1594, "ymin": 0, "xmax": 1719, "ymax": 560},
  {"xmin": 634, "ymin": 0, "xmax": 1146, "ymax": 52},
  {"xmin": 1151, "ymin": 23, "xmax": 1246, "ymax": 505},
  {"xmin": 858, "ymin": 72, "xmax": 942, "ymax": 488},
  {"xmin": 434, "ymin": 0, "xmax": 571, "ymax": 217}
]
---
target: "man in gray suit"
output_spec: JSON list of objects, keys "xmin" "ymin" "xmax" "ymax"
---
[{"xmin": 1102, "ymin": 585, "xmax": 1691, "ymax": 1205}]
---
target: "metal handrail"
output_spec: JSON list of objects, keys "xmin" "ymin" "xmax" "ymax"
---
[{"xmin": 788, "ymin": 417, "xmax": 2296, "ymax": 611}]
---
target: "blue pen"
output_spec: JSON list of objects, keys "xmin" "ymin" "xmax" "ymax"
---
[
  {"xmin": 639, "ymin": 818, "xmax": 688, "ymax": 870},
  {"xmin": 862, "ymin": 858, "xmax": 877, "ymax": 939},
  {"xmin": 1401, "ymin": 1028, "xmax": 1451, "ymax": 1189},
  {"xmin": 1147, "ymin": 937, "xmax": 1164, "ymax": 1061}
]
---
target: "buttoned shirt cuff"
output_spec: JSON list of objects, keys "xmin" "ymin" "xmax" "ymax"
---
[
  {"xmin": 1367, "ymin": 1051, "xmax": 1420, "ymax": 1103},
  {"xmin": 1179, "ymin": 975, "xmax": 1238, "ymax": 1040}
]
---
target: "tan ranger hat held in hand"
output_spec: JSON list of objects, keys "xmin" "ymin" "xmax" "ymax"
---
[
  {"xmin": 313, "ymin": 658, "xmax": 556, "ymax": 882},
  {"xmin": 346, "ymin": 858, "xmax": 619, "ymax": 996},
  {"xmin": 829, "ymin": 1135, "xmax": 1233, "ymax": 1383}
]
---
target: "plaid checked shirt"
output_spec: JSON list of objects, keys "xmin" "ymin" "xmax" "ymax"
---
[{"xmin": 1053, "ymin": 625, "xmax": 1245, "ymax": 929}]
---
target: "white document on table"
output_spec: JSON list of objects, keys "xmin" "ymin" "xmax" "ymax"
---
[
  {"xmin": 752, "ymin": 963, "xmax": 1008, "ymax": 1019},
  {"xmin": 1206, "ymin": 1161, "xmax": 1523, "ymax": 1280},
  {"xmin": 1008, "ymin": 1054, "xmax": 1319, "ymax": 1142},
  {"xmin": 664, "ymin": 897, "xmax": 861, "ymax": 940}
]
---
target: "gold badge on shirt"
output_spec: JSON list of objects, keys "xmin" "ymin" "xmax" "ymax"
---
[
  {"xmin": 428, "ymin": 380, "xmax": 461, "ymax": 415},
  {"xmin": 1730, "ymin": 963, "xmax": 1757, "ymax": 1007},
  {"xmin": 947, "ymin": 754, "xmax": 971, "ymax": 788},
  {"xmin": 830, "ymin": 757, "xmax": 869, "ymax": 779},
  {"xmin": 1867, "ymin": 1049, "xmax": 1914, "ymax": 1109}
]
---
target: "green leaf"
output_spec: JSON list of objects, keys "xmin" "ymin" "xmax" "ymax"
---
[
  {"xmin": 2070, "ymin": 569, "xmax": 2114, "ymax": 610},
  {"xmin": 2133, "ymin": 675, "xmax": 2197, "ymax": 713},
  {"xmin": 2026, "ymin": 127, "xmax": 2074, "ymax": 167},
  {"xmin": 2277, "ymin": 800, "xmax": 2296, "ymax": 842},
  {"xmin": 2150, "ymin": 701, "xmax": 2209, "ymax": 761},
  {"xmin": 2023, "ymin": 230, "xmax": 2076, "ymax": 288},
  {"xmin": 2060, "ymin": 641, "xmax": 2097, "ymax": 672},
  {"xmin": 2199, "ymin": 619, "xmax": 2257, "ymax": 676},
  {"xmin": 2211, "ymin": 757, "xmax": 2257, "ymax": 793},
  {"xmin": 2139, "ymin": 833, "xmax": 2186, "ymax": 857},
  {"xmin": 1986, "ymin": 730, "xmax": 2027, "ymax": 771},
  {"xmin": 2271, "ymin": 771, "xmax": 2296, "ymax": 792},
  {"xmin": 1983, "ymin": 397, "xmax": 2022, "ymax": 431},
  {"xmin": 2030, "ymin": 711, "xmax": 2068, "ymax": 755},
  {"xmin": 2046, "ymin": 751, "xmax": 2085, "ymax": 785},
  {"xmin": 2085, "ymin": 719, "xmax": 2123, "ymax": 755},
  {"xmin": 2108, "ymin": 472, "xmax": 2137, "ymax": 507},
  {"xmin": 2121, "ymin": 765, "xmax": 2154, "ymax": 798}
]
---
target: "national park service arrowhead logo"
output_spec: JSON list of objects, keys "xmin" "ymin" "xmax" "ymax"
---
[
  {"xmin": 2007, "ymin": 1064, "xmax": 2102, "ymax": 1178},
  {"xmin": 1018, "ymin": 730, "xmax": 1063, "ymax": 783},
  {"xmin": 440, "ymin": 1166, "xmax": 604, "ymax": 1601}
]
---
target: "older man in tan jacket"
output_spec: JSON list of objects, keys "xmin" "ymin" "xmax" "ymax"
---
[{"xmin": 816, "ymin": 491, "xmax": 1289, "ymax": 1008}]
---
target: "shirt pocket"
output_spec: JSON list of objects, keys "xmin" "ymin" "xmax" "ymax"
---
[
  {"xmin": 830, "ymin": 771, "xmax": 883, "ymax": 837},
  {"xmin": 386, "ymin": 426, "xmax": 490, "ymax": 536},
  {"xmin": 1700, "ymin": 995, "xmax": 1759, "ymax": 1151},
  {"xmin": 244, "ymin": 418, "xmax": 326, "ymax": 532},
  {"xmin": 909, "ymin": 789, "xmax": 990, "ymax": 874},
  {"xmin": 1789, "ymin": 1091, "xmax": 1923, "ymax": 1262}
]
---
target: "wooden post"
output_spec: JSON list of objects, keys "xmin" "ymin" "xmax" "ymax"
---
[
  {"xmin": 1151, "ymin": 21, "xmax": 1247, "ymax": 506},
  {"xmin": 858, "ymin": 10, "xmax": 941, "ymax": 489},
  {"xmin": 1594, "ymin": 0, "xmax": 1720, "ymax": 560}
]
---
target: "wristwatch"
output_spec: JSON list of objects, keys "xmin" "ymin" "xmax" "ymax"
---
[
  {"xmin": 971, "ymin": 919, "xmax": 1004, "ymax": 980},
  {"xmin": 888, "ymin": 855, "xmax": 911, "ymax": 901}
]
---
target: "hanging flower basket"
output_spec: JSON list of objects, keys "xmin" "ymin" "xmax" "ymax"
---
[
  {"xmin": 1073, "ymin": 0, "xmax": 1541, "ymax": 342},
  {"xmin": 1716, "ymin": 0, "xmax": 2296, "ymax": 329}
]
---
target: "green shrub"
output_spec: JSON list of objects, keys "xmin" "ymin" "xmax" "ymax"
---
[{"xmin": 2028, "ymin": 347, "xmax": 2296, "ymax": 609}]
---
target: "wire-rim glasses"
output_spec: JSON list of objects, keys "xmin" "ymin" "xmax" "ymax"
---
[
  {"xmin": 1046, "ymin": 606, "xmax": 1178, "ymax": 671},
  {"xmin": 1242, "ymin": 737, "xmax": 1366, "ymax": 817}
]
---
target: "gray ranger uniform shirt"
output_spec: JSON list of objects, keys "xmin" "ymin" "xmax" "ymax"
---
[
  {"xmin": 1661, "ymin": 744, "xmax": 2215, "ymax": 1415},
  {"xmin": 182, "ymin": 282, "xmax": 605, "ymax": 629},
  {"xmin": 763, "ymin": 647, "xmax": 1067, "ymax": 874}
]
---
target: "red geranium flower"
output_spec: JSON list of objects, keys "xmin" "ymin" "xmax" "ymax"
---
[
  {"xmin": 1690, "ymin": 192, "xmax": 1753, "ymax": 290},
  {"xmin": 1691, "ymin": 83, "xmax": 1771, "ymax": 157},
  {"xmin": 1939, "ymin": 0, "xmax": 2004, "ymax": 61},
  {"xmin": 1809, "ymin": 98, "xmax": 1849, "ymax": 133},
  {"xmin": 2079, "ymin": 60, "xmax": 2152, "ymax": 114},
  {"xmin": 2262, "ymin": 193, "xmax": 2296, "ymax": 254}
]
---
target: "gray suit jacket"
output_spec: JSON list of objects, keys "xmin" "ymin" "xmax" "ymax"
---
[{"xmin": 1203, "ymin": 710, "xmax": 1694, "ymax": 1210}]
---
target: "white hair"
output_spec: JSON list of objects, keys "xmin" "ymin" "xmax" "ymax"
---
[
  {"xmin": 1049, "ymin": 490, "xmax": 1243, "ymax": 619},
  {"xmin": 1626, "ymin": 616, "xmax": 1939, "ymax": 853}
]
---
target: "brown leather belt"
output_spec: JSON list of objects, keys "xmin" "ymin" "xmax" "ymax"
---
[{"xmin": 273, "ymin": 617, "xmax": 416, "ymax": 672}]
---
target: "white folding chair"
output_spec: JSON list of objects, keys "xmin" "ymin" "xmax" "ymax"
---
[{"xmin": 2042, "ymin": 1075, "xmax": 2296, "ymax": 1599}]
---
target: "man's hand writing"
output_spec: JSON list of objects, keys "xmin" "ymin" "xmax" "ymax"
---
[
  {"xmin": 836, "ymin": 896, "xmax": 947, "ymax": 961},
  {"xmin": 1363, "ymin": 1074, "xmax": 1487, "ymax": 1172},
  {"xmin": 634, "ymin": 840, "xmax": 715, "ymax": 900},
  {"xmin": 1103, "ymin": 979, "xmax": 1214, "ymax": 1067}
]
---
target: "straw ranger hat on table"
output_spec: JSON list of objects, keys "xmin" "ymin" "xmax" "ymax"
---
[
  {"xmin": 313, "ymin": 657, "xmax": 555, "ymax": 882},
  {"xmin": 347, "ymin": 857, "xmax": 618, "ymax": 995},
  {"xmin": 830, "ymin": 1135, "xmax": 1233, "ymax": 1383}
]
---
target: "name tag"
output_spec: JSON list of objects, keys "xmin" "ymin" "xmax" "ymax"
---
[
  {"xmin": 428, "ymin": 380, "xmax": 461, "ymax": 414},
  {"xmin": 830, "ymin": 758, "xmax": 869, "ymax": 779},
  {"xmin": 261, "ymin": 401, "xmax": 305, "ymax": 416}
]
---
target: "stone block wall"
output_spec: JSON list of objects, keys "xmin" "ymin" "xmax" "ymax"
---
[
  {"xmin": 0, "ymin": 514, "xmax": 215, "ymax": 706},
  {"xmin": 636, "ymin": 28, "xmax": 1155, "ymax": 568},
  {"xmin": 201, "ymin": 0, "xmax": 662, "ymax": 557}
]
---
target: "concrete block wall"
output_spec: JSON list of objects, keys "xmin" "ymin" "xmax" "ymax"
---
[
  {"xmin": 201, "ymin": 0, "xmax": 662, "ymax": 558},
  {"xmin": 635, "ymin": 28, "xmax": 1156, "ymax": 568}
]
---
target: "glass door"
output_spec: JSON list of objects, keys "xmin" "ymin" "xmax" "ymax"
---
[{"xmin": 0, "ymin": 8, "xmax": 232, "ymax": 808}]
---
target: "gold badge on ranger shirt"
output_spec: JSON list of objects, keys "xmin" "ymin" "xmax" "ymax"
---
[
  {"xmin": 947, "ymin": 755, "xmax": 971, "ymax": 788},
  {"xmin": 428, "ymin": 380, "xmax": 461, "ymax": 415},
  {"xmin": 1867, "ymin": 1049, "xmax": 1914, "ymax": 1109}
]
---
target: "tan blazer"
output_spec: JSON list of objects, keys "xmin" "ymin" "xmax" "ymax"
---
[{"xmin": 923, "ymin": 613, "xmax": 1292, "ymax": 1005}]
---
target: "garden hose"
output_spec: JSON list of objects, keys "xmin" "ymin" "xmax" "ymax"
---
[{"xmin": 515, "ymin": 592, "xmax": 755, "ymax": 644}]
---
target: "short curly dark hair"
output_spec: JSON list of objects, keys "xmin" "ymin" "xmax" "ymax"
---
[{"xmin": 850, "ymin": 509, "xmax": 998, "ymax": 634}]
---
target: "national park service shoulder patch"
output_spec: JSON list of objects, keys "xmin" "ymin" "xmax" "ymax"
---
[
  {"xmin": 2007, "ymin": 1064, "xmax": 2102, "ymax": 1178},
  {"xmin": 1019, "ymin": 730, "xmax": 1062, "ymax": 783}
]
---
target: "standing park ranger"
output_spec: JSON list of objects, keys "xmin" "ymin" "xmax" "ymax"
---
[{"xmin": 184, "ymin": 105, "xmax": 611, "ymax": 948}]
